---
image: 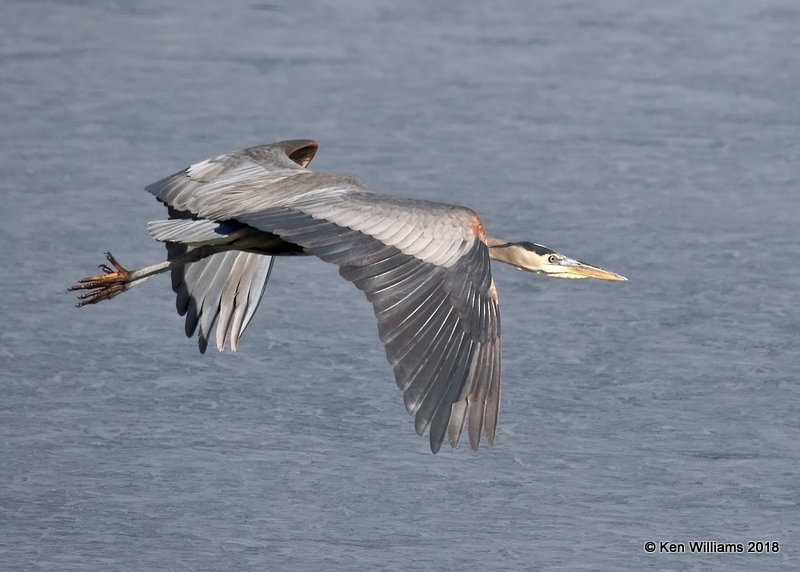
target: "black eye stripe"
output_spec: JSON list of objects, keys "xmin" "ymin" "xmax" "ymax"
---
[{"xmin": 513, "ymin": 241, "xmax": 556, "ymax": 256}]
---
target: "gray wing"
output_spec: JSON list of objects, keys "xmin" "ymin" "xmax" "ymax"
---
[
  {"xmin": 234, "ymin": 202, "xmax": 502, "ymax": 453},
  {"xmin": 145, "ymin": 140, "xmax": 318, "ymax": 352},
  {"xmin": 146, "ymin": 140, "xmax": 502, "ymax": 452},
  {"xmin": 145, "ymin": 139, "xmax": 319, "ymax": 214},
  {"xmin": 166, "ymin": 242, "xmax": 275, "ymax": 354}
]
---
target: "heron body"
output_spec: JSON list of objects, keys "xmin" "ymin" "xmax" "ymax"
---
[{"xmin": 71, "ymin": 139, "xmax": 625, "ymax": 453}]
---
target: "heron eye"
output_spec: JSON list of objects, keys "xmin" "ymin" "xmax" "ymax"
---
[{"xmin": 547, "ymin": 254, "xmax": 558, "ymax": 264}]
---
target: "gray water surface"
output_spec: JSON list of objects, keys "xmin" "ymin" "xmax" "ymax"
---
[{"xmin": 2, "ymin": 1, "xmax": 799, "ymax": 570}]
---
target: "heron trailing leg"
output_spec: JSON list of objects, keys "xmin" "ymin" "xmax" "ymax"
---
[{"xmin": 69, "ymin": 246, "xmax": 228, "ymax": 307}]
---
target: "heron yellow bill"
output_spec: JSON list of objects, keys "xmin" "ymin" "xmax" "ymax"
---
[{"xmin": 560, "ymin": 258, "xmax": 628, "ymax": 281}]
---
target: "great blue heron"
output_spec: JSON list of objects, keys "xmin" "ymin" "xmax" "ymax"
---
[{"xmin": 70, "ymin": 139, "xmax": 626, "ymax": 453}]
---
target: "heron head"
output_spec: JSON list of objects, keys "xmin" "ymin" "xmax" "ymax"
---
[{"xmin": 489, "ymin": 241, "xmax": 627, "ymax": 281}]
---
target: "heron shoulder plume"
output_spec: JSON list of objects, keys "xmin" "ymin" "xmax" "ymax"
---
[{"xmin": 70, "ymin": 139, "xmax": 626, "ymax": 453}]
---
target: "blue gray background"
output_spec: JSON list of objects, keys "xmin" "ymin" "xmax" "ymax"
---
[{"xmin": 2, "ymin": 1, "xmax": 798, "ymax": 570}]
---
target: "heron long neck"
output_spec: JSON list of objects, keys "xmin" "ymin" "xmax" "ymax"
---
[
  {"xmin": 486, "ymin": 238, "xmax": 539, "ymax": 271},
  {"xmin": 486, "ymin": 238, "xmax": 516, "ymax": 265}
]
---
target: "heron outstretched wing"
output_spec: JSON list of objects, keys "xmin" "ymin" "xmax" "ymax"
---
[
  {"xmin": 147, "ymin": 141, "xmax": 502, "ymax": 452},
  {"xmin": 144, "ymin": 141, "xmax": 318, "ymax": 353},
  {"xmin": 238, "ymin": 201, "xmax": 501, "ymax": 452}
]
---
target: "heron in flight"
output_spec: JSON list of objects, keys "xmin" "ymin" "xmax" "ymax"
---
[{"xmin": 70, "ymin": 139, "xmax": 626, "ymax": 453}]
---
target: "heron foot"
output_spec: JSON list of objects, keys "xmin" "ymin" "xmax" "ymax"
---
[{"xmin": 69, "ymin": 252, "xmax": 132, "ymax": 307}]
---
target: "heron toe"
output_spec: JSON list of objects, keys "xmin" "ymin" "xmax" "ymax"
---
[{"xmin": 69, "ymin": 252, "xmax": 132, "ymax": 306}]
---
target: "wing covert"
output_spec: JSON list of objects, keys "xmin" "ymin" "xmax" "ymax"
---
[{"xmin": 145, "ymin": 140, "xmax": 319, "ymax": 213}]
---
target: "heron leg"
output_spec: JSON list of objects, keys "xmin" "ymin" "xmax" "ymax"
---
[{"xmin": 69, "ymin": 246, "xmax": 227, "ymax": 307}]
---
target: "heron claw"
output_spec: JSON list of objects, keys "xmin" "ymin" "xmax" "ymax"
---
[{"xmin": 69, "ymin": 252, "xmax": 131, "ymax": 306}]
